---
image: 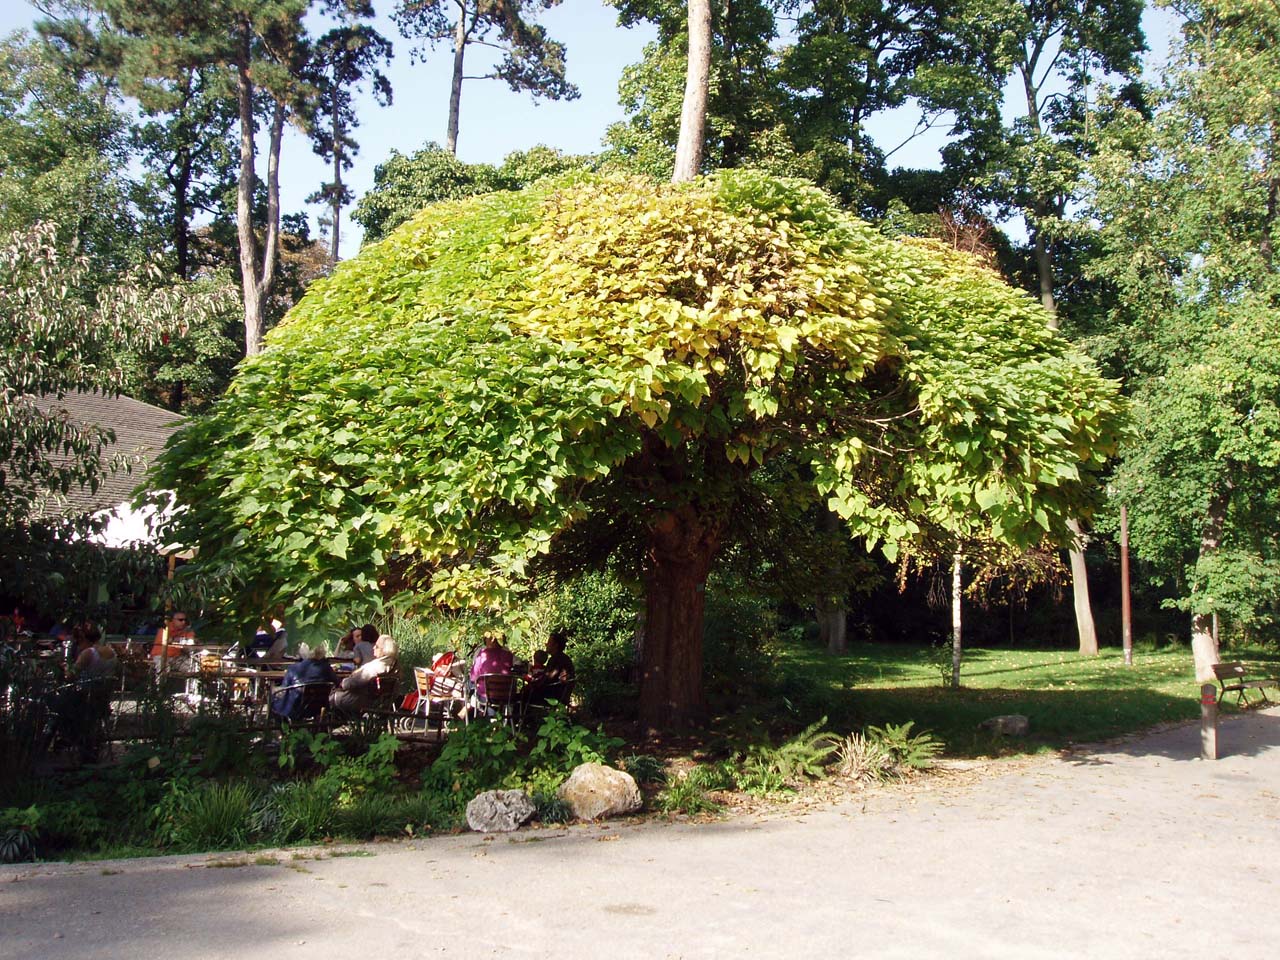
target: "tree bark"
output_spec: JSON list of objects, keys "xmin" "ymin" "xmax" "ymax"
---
[
  {"xmin": 1190, "ymin": 489, "xmax": 1229, "ymax": 682},
  {"xmin": 817, "ymin": 597, "xmax": 847, "ymax": 655},
  {"xmin": 330, "ymin": 96, "xmax": 342, "ymax": 264},
  {"xmin": 446, "ymin": 14, "xmax": 467, "ymax": 155},
  {"xmin": 638, "ymin": 505, "xmax": 719, "ymax": 730},
  {"xmin": 1067, "ymin": 518, "xmax": 1099, "ymax": 655},
  {"xmin": 950, "ymin": 553, "xmax": 963, "ymax": 688},
  {"xmin": 235, "ymin": 39, "xmax": 263, "ymax": 357},
  {"xmin": 816, "ymin": 508, "xmax": 847, "ymax": 654},
  {"xmin": 671, "ymin": 0, "xmax": 712, "ymax": 182}
]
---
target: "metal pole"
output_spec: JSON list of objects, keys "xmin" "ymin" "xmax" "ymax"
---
[
  {"xmin": 1200, "ymin": 683, "xmax": 1218, "ymax": 760},
  {"xmin": 1120, "ymin": 503, "xmax": 1132, "ymax": 667}
]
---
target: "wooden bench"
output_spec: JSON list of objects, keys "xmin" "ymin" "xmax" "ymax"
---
[{"xmin": 1213, "ymin": 662, "xmax": 1280, "ymax": 705}]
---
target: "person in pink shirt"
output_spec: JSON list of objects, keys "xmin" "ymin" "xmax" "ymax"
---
[{"xmin": 469, "ymin": 630, "xmax": 513, "ymax": 698}]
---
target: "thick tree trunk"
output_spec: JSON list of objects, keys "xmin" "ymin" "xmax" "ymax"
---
[
  {"xmin": 1067, "ymin": 519, "xmax": 1099, "ymax": 655},
  {"xmin": 446, "ymin": 16, "xmax": 467, "ymax": 155},
  {"xmin": 671, "ymin": 0, "xmax": 712, "ymax": 182},
  {"xmin": 638, "ymin": 505, "xmax": 719, "ymax": 730},
  {"xmin": 1190, "ymin": 490, "xmax": 1229, "ymax": 682},
  {"xmin": 950, "ymin": 553, "xmax": 963, "ymax": 688},
  {"xmin": 817, "ymin": 597, "xmax": 847, "ymax": 655},
  {"xmin": 816, "ymin": 508, "xmax": 847, "ymax": 653}
]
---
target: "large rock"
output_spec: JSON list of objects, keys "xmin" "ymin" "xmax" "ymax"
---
[
  {"xmin": 557, "ymin": 763, "xmax": 642, "ymax": 821},
  {"xmin": 465, "ymin": 790, "xmax": 536, "ymax": 833},
  {"xmin": 978, "ymin": 714, "xmax": 1030, "ymax": 737}
]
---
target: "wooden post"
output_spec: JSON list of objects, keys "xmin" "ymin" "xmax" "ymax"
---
[
  {"xmin": 1200, "ymin": 682, "xmax": 1218, "ymax": 760},
  {"xmin": 1120, "ymin": 504, "xmax": 1132, "ymax": 666}
]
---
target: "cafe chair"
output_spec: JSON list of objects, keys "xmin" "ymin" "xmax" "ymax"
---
[{"xmin": 474, "ymin": 673, "xmax": 522, "ymax": 731}]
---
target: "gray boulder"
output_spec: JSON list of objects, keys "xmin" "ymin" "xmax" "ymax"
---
[
  {"xmin": 978, "ymin": 714, "xmax": 1030, "ymax": 737},
  {"xmin": 465, "ymin": 789, "xmax": 536, "ymax": 833},
  {"xmin": 557, "ymin": 763, "xmax": 642, "ymax": 821}
]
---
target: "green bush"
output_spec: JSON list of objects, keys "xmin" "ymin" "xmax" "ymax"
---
[
  {"xmin": 154, "ymin": 780, "xmax": 260, "ymax": 851},
  {"xmin": 334, "ymin": 796, "xmax": 408, "ymax": 840},
  {"xmin": 549, "ymin": 571, "xmax": 638, "ymax": 714},
  {"xmin": 424, "ymin": 721, "xmax": 519, "ymax": 797},
  {"xmin": 261, "ymin": 781, "xmax": 337, "ymax": 844},
  {"xmin": 621, "ymin": 754, "xmax": 667, "ymax": 785},
  {"xmin": 735, "ymin": 718, "xmax": 837, "ymax": 794},
  {"xmin": 702, "ymin": 574, "xmax": 777, "ymax": 697},
  {"xmin": 866, "ymin": 721, "xmax": 942, "ymax": 772},
  {"xmin": 526, "ymin": 706, "xmax": 623, "ymax": 773},
  {"xmin": 657, "ymin": 772, "xmax": 723, "ymax": 817}
]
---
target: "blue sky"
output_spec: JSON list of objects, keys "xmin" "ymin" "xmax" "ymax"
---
[{"xmin": 3, "ymin": 1, "xmax": 1178, "ymax": 257}]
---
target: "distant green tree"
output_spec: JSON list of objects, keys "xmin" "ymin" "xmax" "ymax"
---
[
  {"xmin": 0, "ymin": 31, "xmax": 139, "ymax": 280},
  {"xmin": 304, "ymin": 13, "xmax": 393, "ymax": 262},
  {"xmin": 605, "ymin": 0, "xmax": 783, "ymax": 181},
  {"xmin": 393, "ymin": 0, "xmax": 579, "ymax": 155},
  {"xmin": 1087, "ymin": 0, "xmax": 1280, "ymax": 678},
  {"xmin": 351, "ymin": 142, "xmax": 590, "ymax": 243},
  {"xmin": 0, "ymin": 222, "xmax": 236, "ymax": 527}
]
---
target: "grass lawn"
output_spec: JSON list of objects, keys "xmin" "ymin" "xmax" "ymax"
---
[{"xmin": 763, "ymin": 643, "xmax": 1279, "ymax": 758}]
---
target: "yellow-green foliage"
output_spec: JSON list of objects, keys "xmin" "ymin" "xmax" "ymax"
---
[{"xmin": 153, "ymin": 171, "xmax": 1122, "ymax": 622}]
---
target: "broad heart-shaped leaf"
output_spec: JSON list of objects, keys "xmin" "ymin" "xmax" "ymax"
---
[{"xmin": 150, "ymin": 171, "xmax": 1123, "ymax": 625}]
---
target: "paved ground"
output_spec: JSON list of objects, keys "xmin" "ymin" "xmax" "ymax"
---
[{"xmin": 3, "ymin": 706, "xmax": 1278, "ymax": 960}]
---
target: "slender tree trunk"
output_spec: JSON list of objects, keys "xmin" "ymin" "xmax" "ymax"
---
[
  {"xmin": 330, "ymin": 97, "xmax": 342, "ymax": 264},
  {"xmin": 638, "ymin": 505, "xmax": 719, "ymax": 730},
  {"xmin": 1190, "ymin": 489, "xmax": 1229, "ymax": 682},
  {"xmin": 235, "ymin": 42, "xmax": 284, "ymax": 358},
  {"xmin": 235, "ymin": 46, "xmax": 264, "ymax": 357},
  {"xmin": 446, "ymin": 14, "xmax": 467, "ymax": 156},
  {"xmin": 671, "ymin": 0, "xmax": 712, "ymax": 182},
  {"xmin": 950, "ymin": 553, "xmax": 963, "ymax": 688},
  {"xmin": 1067, "ymin": 519, "xmax": 1099, "ymax": 655}
]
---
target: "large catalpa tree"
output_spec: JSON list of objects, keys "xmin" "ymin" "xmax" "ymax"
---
[{"xmin": 152, "ymin": 171, "xmax": 1122, "ymax": 727}]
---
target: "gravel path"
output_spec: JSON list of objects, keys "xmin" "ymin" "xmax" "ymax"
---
[{"xmin": 3, "ymin": 706, "xmax": 1278, "ymax": 960}]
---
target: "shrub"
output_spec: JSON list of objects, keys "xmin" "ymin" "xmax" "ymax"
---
[
  {"xmin": 621, "ymin": 754, "xmax": 667, "ymax": 785},
  {"xmin": 866, "ymin": 721, "xmax": 942, "ymax": 772},
  {"xmin": 549, "ymin": 571, "xmax": 638, "ymax": 714},
  {"xmin": 154, "ymin": 780, "xmax": 260, "ymax": 851},
  {"xmin": 335, "ymin": 796, "xmax": 407, "ymax": 840},
  {"xmin": 656, "ymin": 772, "xmax": 723, "ymax": 817},
  {"xmin": 424, "ymin": 721, "xmax": 519, "ymax": 797},
  {"xmin": 526, "ymin": 706, "xmax": 623, "ymax": 773},
  {"xmin": 833, "ymin": 733, "xmax": 895, "ymax": 783},
  {"xmin": 396, "ymin": 790, "xmax": 466, "ymax": 834},
  {"xmin": 261, "ymin": 781, "xmax": 336, "ymax": 844}
]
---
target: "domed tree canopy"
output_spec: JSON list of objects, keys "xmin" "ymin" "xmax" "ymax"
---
[{"xmin": 153, "ymin": 171, "xmax": 1122, "ymax": 728}]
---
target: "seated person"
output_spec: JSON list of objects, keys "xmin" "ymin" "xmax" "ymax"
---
[
  {"xmin": 71, "ymin": 623, "xmax": 118, "ymax": 681},
  {"xmin": 247, "ymin": 621, "xmax": 288, "ymax": 661},
  {"xmin": 526, "ymin": 649, "xmax": 548, "ymax": 682},
  {"xmin": 329, "ymin": 635, "xmax": 398, "ymax": 714},
  {"xmin": 352, "ymin": 624, "xmax": 378, "ymax": 667},
  {"xmin": 469, "ymin": 630, "xmax": 514, "ymax": 699},
  {"xmin": 272, "ymin": 645, "xmax": 338, "ymax": 722},
  {"xmin": 525, "ymin": 630, "xmax": 575, "ymax": 708},
  {"xmin": 333, "ymin": 629, "xmax": 358, "ymax": 661},
  {"xmin": 151, "ymin": 611, "xmax": 196, "ymax": 662}
]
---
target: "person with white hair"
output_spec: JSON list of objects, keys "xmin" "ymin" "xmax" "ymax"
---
[
  {"xmin": 329, "ymin": 634, "xmax": 398, "ymax": 714},
  {"xmin": 271, "ymin": 644, "xmax": 338, "ymax": 723}
]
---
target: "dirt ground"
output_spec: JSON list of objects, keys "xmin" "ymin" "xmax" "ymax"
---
[{"xmin": 3, "ymin": 705, "xmax": 1277, "ymax": 959}]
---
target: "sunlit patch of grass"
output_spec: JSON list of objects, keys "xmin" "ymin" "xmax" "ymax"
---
[{"xmin": 770, "ymin": 645, "xmax": 1214, "ymax": 757}]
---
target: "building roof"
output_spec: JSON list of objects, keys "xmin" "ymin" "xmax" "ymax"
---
[{"xmin": 31, "ymin": 391, "xmax": 181, "ymax": 518}]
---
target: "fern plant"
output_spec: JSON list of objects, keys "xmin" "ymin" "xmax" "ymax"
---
[
  {"xmin": 866, "ymin": 721, "xmax": 942, "ymax": 771},
  {"xmin": 736, "ymin": 718, "xmax": 838, "ymax": 793}
]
